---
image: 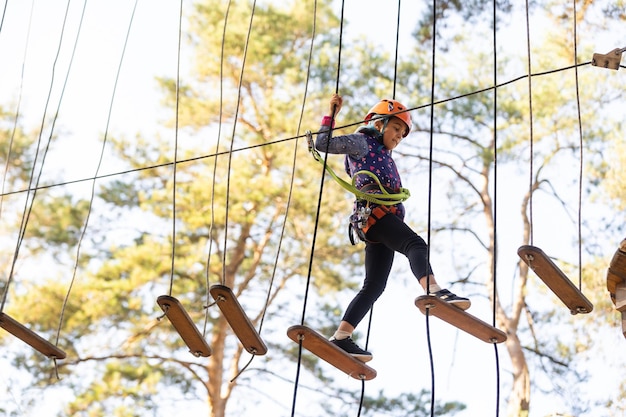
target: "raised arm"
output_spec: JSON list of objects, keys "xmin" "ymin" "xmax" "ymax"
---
[{"xmin": 315, "ymin": 94, "xmax": 368, "ymax": 159}]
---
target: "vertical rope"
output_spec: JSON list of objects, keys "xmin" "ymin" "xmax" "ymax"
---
[
  {"xmin": 572, "ymin": 0, "xmax": 584, "ymax": 290},
  {"xmin": 286, "ymin": 1, "xmax": 319, "ymax": 404},
  {"xmin": 222, "ymin": 0, "xmax": 257, "ymax": 286},
  {"xmin": 55, "ymin": 0, "xmax": 100, "ymax": 347},
  {"xmin": 392, "ymin": 0, "xmax": 401, "ymax": 100},
  {"xmin": 491, "ymin": 1, "xmax": 502, "ymax": 415},
  {"xmin": 0, "ymin": 0, "xmax": 35, "ymax": 221},
  {"xmin": 425, "ymin": 0, "xmax": 438, "ymax": 413},
  {"xmin": 167, "ymin": 0, "xmax": 184, "ymax": 296},
  {"xmin": 299, "ymin": 0, "xmax": 344, "ymax": 327},
  {"xmin": 1, "ymin": 0, "xmax": 73, "ymax": 313},
  {"xmin": 203, "ymin": 0, "xmax": 232, "ymax": 334},
  {"xmin": 524, "ymin": 0, "xmax": 535, "ymax": 244},
  {"xmin": 0, "ymin": 0, "xmax": 35, "ymax": 312},
  {"xmin": 292, "ymin": 1, "xmax": 343, "ymax": 415}
]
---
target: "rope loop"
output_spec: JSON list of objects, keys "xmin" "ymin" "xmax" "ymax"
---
[{"xmin": 305, "ymin": 131, "xmax": 410, "ymax": 206}]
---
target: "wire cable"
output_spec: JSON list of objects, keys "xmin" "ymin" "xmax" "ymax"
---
[
  {"xmin": 491, "ymin": 0, "xmax": 502, "ymax": 415},
  {"xmin": 573, "ymin": 0, "xmax": 584, "ymax": 292},
  {"xmin": 167, "ymin": 0, "xmax": 184, "ymax": 296},
  {"xmin": 1, "ymin": 0, "xmax": 77, "ymax": 314},
  {"xmin": 525, "ymin": 0, "xmax": 535, "ymax": 245},
  {"xmin": 0, "ymin": 61, "xmax": 594, "ymax": 202},
  {"xmin": 221, "ymin": 0, "xmax": 257, "ymax": 287},
  {"xmin": 425, "ymin": 0, "xmax": 439, "ymax": 414}
]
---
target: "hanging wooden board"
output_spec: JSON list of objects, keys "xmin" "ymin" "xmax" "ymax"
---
[
  {"xmin": 157, "ymin": 295, "xmax": 212, "ymax": 357},
  {"xmin": 287, "ymin": 325, "xmax": 377, "ymax": 380},
  {"xmin": 0, "ymin": 312, "xmax": 66, "ymax": 359},
  {"xmin": 414, "ymin": 296, "xmax": 507, "ymax": 344},
  {"xmin": 606, "ymin": 239, "xmax": 626, "ymax": 338},
  {"xmin": 606, "ymin": 239, "xmax": 626, "ymax": 307},
  {"xmin": 209, "ymin": 284, "xmax": 267, "ymax": 355},
  {"xmin": 518, "ymin": 245, "xmax": 593, "ymax": 315}
]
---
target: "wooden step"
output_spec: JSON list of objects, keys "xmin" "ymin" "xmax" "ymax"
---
[
  {"xmin": 0, "ymin": 312, "xmax": 66, "ymax": 359},
  {"xmin": 287, "ymin": 325, "xmax": 376, "ymax": 380},
  {"xmin": 157, "ymin": 295, "xmax": 212, "ymax": 357},
  {"xmin": 414, "ymin": 296, "xmax": 507, "ymax": 344},
  {"xmin": 210, "ymin": 285, "xmax": 267, "ymax": 355},
  {"xmin": 518, "ymin": 245, "xmax": 593, "ymax": 315},
  {"xmin": 607, "ymin": 240, "xmax": 626, "ymax": 338}
]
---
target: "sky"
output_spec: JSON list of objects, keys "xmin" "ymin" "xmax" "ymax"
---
[{"xmin": 1, "ymin": 0, "xmax": 625, "ymax": 416}]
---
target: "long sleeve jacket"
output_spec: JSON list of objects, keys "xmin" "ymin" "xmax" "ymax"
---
[{"xmin": 315, "ymin": 116, "xmax": 405, "ymax": 220}]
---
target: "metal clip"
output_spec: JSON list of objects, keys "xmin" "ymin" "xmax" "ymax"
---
[
  {"xmin": 357, "ymin": 206, "xmax": 371, "ymax": 229},
  {"xmin": 305, "ymin": 130, "xmax": 314, "ymax": 152},
  {"xmin": 591, "ymin": 47, "xmax": 625, "ymax": 70}
]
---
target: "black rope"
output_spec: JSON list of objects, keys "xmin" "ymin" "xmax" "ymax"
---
[
  {"xmin": 425, "ymin": 0, "xmax": 438, "ymax": 414},
  {"xmin": 491, "ymin": 0, "xmax": 502, "ymax": 415},
  {"xmin": 0, "ymin": 1, "xmax": 34, "ymax": 222},
  {"xmin": 1, "ymin": 0, "xmax": 76, "ymax": 313},
  {"xmin": 392, "ymin": 0, "xmax": 401, "ymax": 100},
  {"xmin": 0, "ymin": 0, "xmax": 8, "ymax": 33},
  {"xmin": 291, "ymin": 0, "xmax": 332, "ymax": 414},
  {"xmin": 55, "ymin": 0, "xmax": 99, "ymax": 348},
  {"xmin": 222, "ymin": 0, "xmax": 257, "ymax": 285},
  {"xmin": 167, "ymin": 0, "xmax": 184, "ymax": 296},
  {"xmin": 203, "ymin": 0, "xmax": 232, "ymax": 332},
  {"xmin": 573, "ymin": 0, "xmax": 584, "ymax": 292},
  {"xmin": 0, "ymin": 61, "xmax": 593, "ymax": 201},
  {"xmin": 261, "ymin": 0, "xmax": 317, "ymax": 387},
  {"xmin": 525, "ymin": 0, "xmax": 535, "ymax": 245}
]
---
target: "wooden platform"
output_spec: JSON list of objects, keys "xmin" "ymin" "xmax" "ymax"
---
[
  {"xmin": 157, "ymin": 295, "xmax": 212, "ymax": 357},
  {"xmin": 0, "ymin": 312, "xmax": 66, "ymax": 359},
  {"xmin": 607, "ymin": 239, "xmax": 626, "ymax": 338},
  {"xmin": 287, "ymin": 325, "xmax": 377, "ymax": 380},
  {"xmin": 414, "ymin": 296, "xmax": 507, "ymax": 344},
  {"xmin": 209, "ymin": 285, "xmax": 267, "ymax": 355},
  {"xmin": 518, "ymin": 245, "xmax": 593, "ymax": 315}
]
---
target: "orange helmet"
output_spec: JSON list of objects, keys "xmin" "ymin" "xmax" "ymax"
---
[{"xmin": 364, "ymin": 99, "xmax": 412, "ymax": 137}]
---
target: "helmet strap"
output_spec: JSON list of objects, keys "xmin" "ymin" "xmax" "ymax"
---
[
  {"xmin": 368, "ymin": 117, "xmax": 389, "ymax": 135},
  {"xmin": 381, "ymin": 118, "xmax": 389, "ymax": 135}
]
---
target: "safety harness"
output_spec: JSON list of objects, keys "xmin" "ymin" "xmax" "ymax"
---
[{"xmin": 306, "ymin": 130, "xmax": 410, "ymax": 244}]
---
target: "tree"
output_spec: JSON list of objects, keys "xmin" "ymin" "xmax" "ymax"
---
[
  {"xmin": 1, "ymin": 1, "xmax": 454, "ymax": 416},
  {"xmin": 394, "ymin": 0, "xmax": 626, "ymax": 415}
]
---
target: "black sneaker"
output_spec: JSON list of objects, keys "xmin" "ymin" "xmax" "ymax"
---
[
  {"xmin": 433, "ymin": 289, "xmax": 471, "ymax": 311},
  {"xmin": 329, "ymin": 337, "xmax": 373, "ymax": 362}
]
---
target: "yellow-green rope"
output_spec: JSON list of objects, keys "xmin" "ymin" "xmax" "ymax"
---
[{"xmin": 307, "ymin": 131, "xmax": 410, "ymax": 206}]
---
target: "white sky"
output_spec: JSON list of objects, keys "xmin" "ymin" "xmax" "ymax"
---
[{"xmin": 1, "ymin": 1, "xmax": 625, "ymax": 416}]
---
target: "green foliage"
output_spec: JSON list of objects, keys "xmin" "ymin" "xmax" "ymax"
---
[{"xmin": 1, "ymin": 0, "xmax": 625, "ymax": 416}]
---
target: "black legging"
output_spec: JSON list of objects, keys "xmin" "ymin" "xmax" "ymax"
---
[{"xmin": 341, "ymin": 212, "xmax": 433, "ymax": 328}]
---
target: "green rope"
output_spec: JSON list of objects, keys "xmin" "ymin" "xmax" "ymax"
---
[{"xmin": 306, "ymin": 131, "xmax": 410, "ymax": 206}]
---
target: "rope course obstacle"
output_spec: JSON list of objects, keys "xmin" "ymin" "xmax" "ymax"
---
[
  {"xmin": 0, "ymin": 312, "xmax": 66, "ymax": 360},
  {"xmin": 1, "ymin": 0, "xmax": 626, "ymax": 416},
  {"xmin": 607, "ymin": 239, "xmax": 626, "ymax": 338},
  {"xmin": 210, "ymin": 284, "xmax": 268, "ymax": 356},
  {"xmin": 516, "ymin": 45, "xmax": 624, "ymax": 317}
]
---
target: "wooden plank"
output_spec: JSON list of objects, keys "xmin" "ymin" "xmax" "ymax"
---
[
  {"xmin": 156, "ymin": 295, "xmax": 212, "ymax": 357},
  {"xmin": 414, "ymin": 296, "xmax": 507, "ymax": 344},
  {"xmin": 287, "ymin": 325, "xmax": 377, "ymax": 380},
  {"xmin": 518, "ymin": 245, "xmax": 593, "ymax": 315},
  {"xmin": 607, "ymin": 239, "xmax": 626, "ymax": 296},
  {"xmin": 209, "ymin": 285, "xmax": 267, "ymax": 355},
  {"xmin": 0, "ymin": 312, "xmax": 66, "ymax": 359},
  {"xmin": 607, "ymin": 241, "xmax": 626, "ymax": 339}
]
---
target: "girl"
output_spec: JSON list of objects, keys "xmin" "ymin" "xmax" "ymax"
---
[{"xmin": 315, "ymin": 94, "xmax": 470, "ymax": 361}]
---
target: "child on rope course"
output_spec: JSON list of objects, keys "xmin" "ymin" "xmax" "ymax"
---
[{"xmin": 315, "ymin": 94, "xmax": 471, "ymax": 362}]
